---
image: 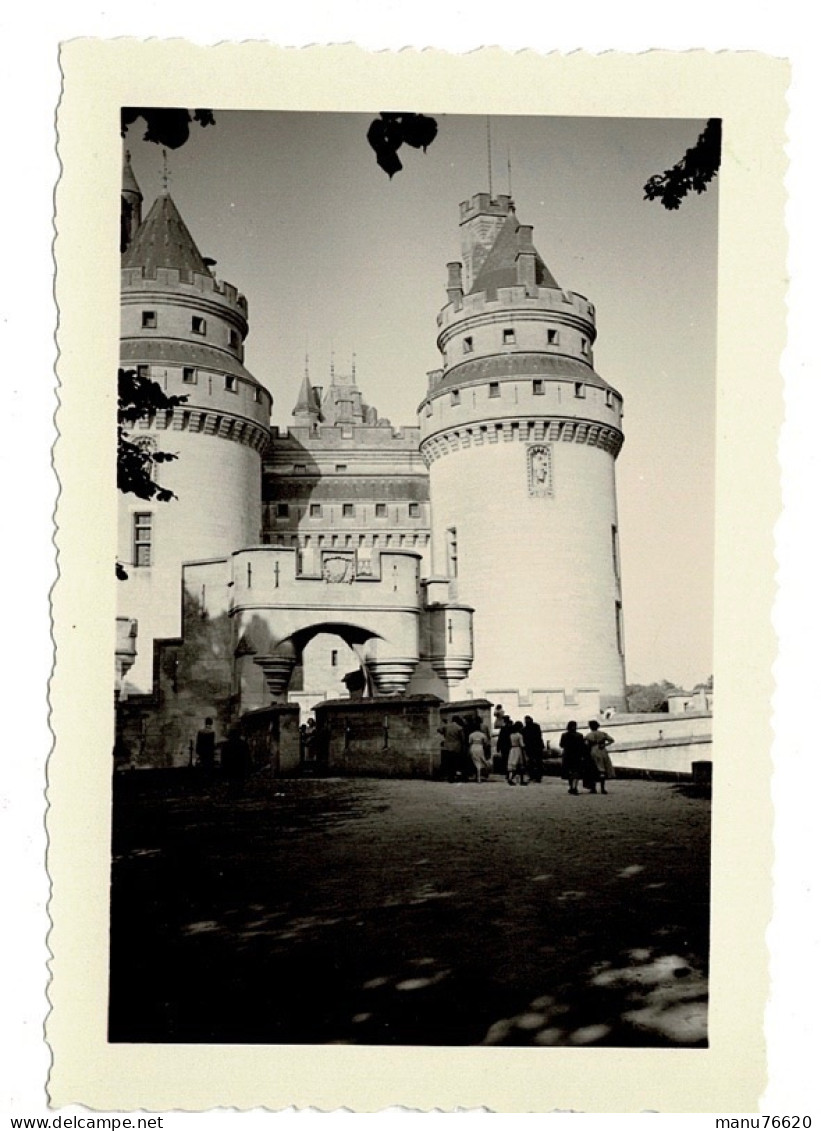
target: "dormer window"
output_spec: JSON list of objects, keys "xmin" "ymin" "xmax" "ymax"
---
[
  {"xmin": 142, "ymin": 311, "xmax": 157, "ymax": 328},
  {"xmin": 192, "ymin": 316, "xmax": 206, "ymax": 335}
]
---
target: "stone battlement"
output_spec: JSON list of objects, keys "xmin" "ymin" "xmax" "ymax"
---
[
  {"xmin": 121, "ymin": 265, "xmax": 249, "ymax": 316},
  {"xmin": 437, "ymin": 284, "xmax": 595, "ymax": 330}
]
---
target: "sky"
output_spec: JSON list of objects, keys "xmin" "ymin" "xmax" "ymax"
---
[{"xmin": 125, "ymin": 111, "xmax": 718, "ymax": 691}]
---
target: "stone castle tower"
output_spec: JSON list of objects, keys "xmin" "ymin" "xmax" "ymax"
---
[
  {"xmin": 419, "ymin": 193, "xmax": 627, "ymax": 712},
  {"xmin": 118, "ymin": 151, "xmax": 272, "ymax": 694}
]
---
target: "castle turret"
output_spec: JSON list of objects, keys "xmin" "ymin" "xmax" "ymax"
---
[
  {"xmin": 120, "ymin": 150, "xmax": 143, "ymax": 254},
  {"xmin": 292, "ymin": 367, "xmax": 322, "ymax": 424},
  {"xmin": 419, "ymin": 195, "xmax": 627, "ymax": 713},
  {"xmin": 118, "ymin": 181, "xmax": 272, "ymax": 694}
]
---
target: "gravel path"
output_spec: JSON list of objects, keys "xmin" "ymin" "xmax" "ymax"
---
[{"xmin": 109, "ymin": 772, "xmax": 710, "ymax": 1047}]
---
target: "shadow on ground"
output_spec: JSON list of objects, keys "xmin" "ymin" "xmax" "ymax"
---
[{"xmin": 109, "ymin": 772, "xmax": 710, "ymax": 1046}]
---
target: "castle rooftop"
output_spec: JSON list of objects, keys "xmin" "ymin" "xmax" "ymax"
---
[
  {"xmin": 122, "ymin": 192, "xmax": 211, "ymax": 279},
  {"xmin": 469, "ymin": 210, "xmax": 559, "ymax": 296}
]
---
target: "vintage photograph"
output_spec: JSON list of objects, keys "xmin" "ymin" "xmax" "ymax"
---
[{"xmin": 109, "ymin": 109, "xmax": 718, "ymax": 1048}]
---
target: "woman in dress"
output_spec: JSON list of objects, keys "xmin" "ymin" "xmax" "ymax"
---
[
  {"xmin": 467, "ymin": 718, "xmax": 491, "ymax": 783},
  {"xmin": 584, "ymin": 719, "xmax": 616, "ymax": 794},
  {"xmin": 559, "ymin": 719, "xmax": 586, "ymax": 795},
  {"xmin": 506, "ymin": 721, "xmax": 528, "ymax": 786}
]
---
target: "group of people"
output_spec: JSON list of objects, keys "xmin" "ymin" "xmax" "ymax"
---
[
  {"xmin": 439, "ymin": 709, "xmax": 616, "ymax": 792},
  {"xmin": 559, "ymin": 719, "xmax": 616, "ymax": 794},
  {"xmin": 439, "ymin": 712, "xmax": 547, "ymax": 786},
  {"xmin": 193, "ymin": 716, "xmax": 253, "ymax": 778}
]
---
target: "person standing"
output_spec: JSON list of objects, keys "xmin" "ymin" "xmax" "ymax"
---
[
  {"xmin": 496, "ymin": 715, "xmax": 513, "ymax": 776},
  {"xmin": 523, "ymin": 715, "xmax": 545, "ymax": 783},
  {"xmin": 194, "ymin": 717, "xmax": 216, "ymax": 771},
  {"xmin": 559, "ymin": 720, "xmax": 586, "ymax": 794},
  {"xmin": 506, "ymin": 721, "xmax": 528, "ymax": 786},
  {"xmin": 584, "ymin": 719, "xmax": 616, "ymax": 793},
  {"xmin": 467, "ymin": 720, "xmax": 491, "ymax": 783},
  {"xmin": 439, "ymin": 716, "xmax": 465, "ymax": 783}
]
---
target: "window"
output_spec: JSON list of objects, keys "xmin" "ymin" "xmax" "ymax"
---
[
  {"xmin": 615, "ymin": 601, "xmax": 625, "ymax": 656},
  {"xmin": 229, "ymin": 329, "xmax": 240, "ymax": 349},
  {"xmin": 331, "ymin": 649, "xmax": 339, "ymax": 668},
  {"xmin": 136, "ymin": 365, "xmax": 150, "ymax": 379},
  {"xmin": 192, "ymin": 316, "xmax": 206, "ymax": 335},
  {"xmin": 309, "ymin": 503, "xmax": 322, "ymax": 518},
  {"xmin": 141, "ymin": 311, "xmax": 156, "ymax": 328},
  {"xmin": 502, "ymin": 328, "xmax": 516, "ymax": 345},
  {"xmin": 462, "ymin": 336, "xmax": 474, "ymax": 353},
  {"xmin": 446, "ymin": 527, "xmax": 458, "ymax": 578},
  {"xmin": 575, "ymin": 382, "xmax": 585, "ymax": 398},
  {"xmin": 133, "ymin": 512, "xmax": 152, "ymax": 567},
  {"xmin": 450, "ymin": 389, "xmax": 461, "ymax": 406},
  {"xmin": 294, "ymin": 464, "xmax": 307, "ymax": 474},
  {"xmin": 254, "ymin": 387, "xmax": 263, "ymax": 403},
  {"xmin": 375, "ymin": 503, "xmax": 387, "ymax": 518},
  {"xmin": 605, "ymin": 389, "xmax": 613, "ymax": 408},
  {"xmin": 533, "ymin": 379, "xmax": 544, "ymax": 395},
  {"xmin": 276, "ymin": 504, "xmax": 289, "ymax": 519},
  {"xmin": 409, "ymin": 503, "xmax": 420, "ymax": 518},
  {"xmin": 547, "ymin": 329, "xmax": 559, "ymax": 345},
  {"xmin": 182, "ymin": 367, "xmax": 196, "ymax": 384},
  {"xmin": 335, "ymin": 464, "xmax": 348, "ymax": 472},
  {"xmin": 581, "ymin": 337, "xmax": 590, "ymax": 355},
  {"xmin": 342, "ymin": 504, "xmax": 354, "ymax": 518},
  {"xmin": 611, "ymin": 525, "xmax": 621, "ymax": 579},
  {"xmin": 488, "ymin": 381, "xmax": 501, "ymax": 398},
  {"xmin": 224, "ymin": 375, "xmax": 237, "ymax": 393}
]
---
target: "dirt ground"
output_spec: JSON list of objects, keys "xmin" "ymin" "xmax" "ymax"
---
[{"xmin": 109, "ymin": 770, "xmax": 711, "ymax": 1047}]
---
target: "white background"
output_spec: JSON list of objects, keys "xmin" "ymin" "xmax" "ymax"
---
[{"xmin": 1, "ymin": 2, "xmax": 817, "ymax": 1123}]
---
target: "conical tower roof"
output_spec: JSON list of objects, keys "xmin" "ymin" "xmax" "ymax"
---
[
  {"xmin": 122, "ymin": 150, "xmax": 142, "ymax": 199},
  {"xmin": 470, "ymin": 210, "xmax": 559, "ymax": 295},
  {"xmin": 292, "ymin": 371, "xmax": 322, "ymax": 420},
  {"xmin": 122, "ymin": 192, "xmax": 210, "ymax": 277}
]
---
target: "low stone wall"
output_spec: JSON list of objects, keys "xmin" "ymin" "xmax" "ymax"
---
[
  {"xmin": 314, "ymin": 695, "xmax": 444, "ymax": 777},
  {"xmin": 608, "ymin": 734, "xmax": 712, "ymax": 776},
  {"xmin": 239, "ymin": 703, "xmax": 301, "ymax": 775}
]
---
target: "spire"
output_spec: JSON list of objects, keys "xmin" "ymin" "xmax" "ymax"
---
[
  {"xmin": 122, "ymin": 149, "xmax": 142, "ymax": 201},
  {"xmin": 292, "ymin": 367, "xmax": 322, "ymax": 422},
  {"xmin": 122, "ymin": 192, "xmax": 210, "ymax": 278},
  {"xmin": 121, "ymin": 150, "xmax": 144, "ymax": 255}
]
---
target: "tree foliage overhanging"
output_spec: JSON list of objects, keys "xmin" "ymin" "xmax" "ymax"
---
[
  {"xmin": 366, "ymin": 112, "xmax": 439, "ymax": 178},
  {"xmin": 121, "ymin": 107, "xmax": 216, "ymax": 150},
  {"xmin": 117, "ymin": 368, "xmax": 186, "ymax": 503},
  {"xmin": 643, "ymin": 119, "xmax": 722, "ymax": 210}
]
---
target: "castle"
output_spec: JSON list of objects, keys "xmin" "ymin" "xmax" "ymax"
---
[{"xmin": 117, "ymin": 152, "xmax": 627, "ymax": 767}]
